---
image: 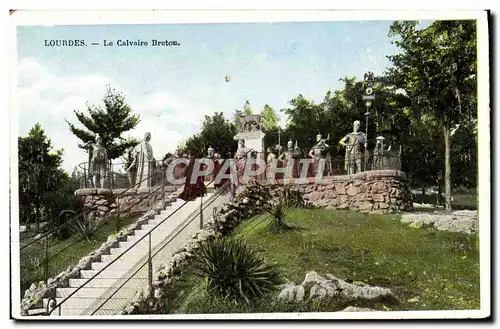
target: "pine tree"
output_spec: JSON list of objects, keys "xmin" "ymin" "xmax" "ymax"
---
[{"xmin": 66, "ymin": 85, "xmax": 141, "ymax": 160}]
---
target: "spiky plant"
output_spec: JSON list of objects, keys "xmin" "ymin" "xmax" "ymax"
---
[
  {"xmin": 192, "ymin": 236, "xmax": 282, "ymax": 304},
  {"xmin": 264, "ymin": 194, "xmax": 287, "ymax": 231},
  {"xmin": 71, "ymin": 212, "xmax": 99, "ymax": 242}
]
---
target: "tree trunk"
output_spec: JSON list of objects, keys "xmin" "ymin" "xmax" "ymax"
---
[{"xmin": 443, "ymin": 125, "xmax": 452, "ymax": 211}]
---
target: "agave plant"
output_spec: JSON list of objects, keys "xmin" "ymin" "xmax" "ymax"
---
[
  {"xmin": 192, "ymin": 236, "xmax": 282, "ymax": 304},
  {"xmin": 71, "ymin": 212, "xmax": 100, "ymax": 242},
  {"xmin": 264, "ymin": 193, "xmax": 288, "ymax": 232}
]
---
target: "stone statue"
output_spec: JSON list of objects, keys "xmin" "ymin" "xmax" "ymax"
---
[
  {"xmin": 234, "ymin": 139, "xmax": 251, "ymax": 187},
  {"xmin": 89, "ymin": 135, "xmax": 108, "ymax": 188},
  {"xmin": 125, "ymin": 148, "xmax": 138, "ymax": 187},
  {"xmin": 372, "ymin": 136, "xmax": 387, "ymax": 170},
  {"xmin": 207, "ymin": 146, "xmax": 215, "ymax": 158},
  {"xmin": 339, "ymin": 120, "xmax": 366, "ymax": 175},
  {"xmin": 309, "ymin": 134, "xmax": 330, "ymax": 176},
  {"xmin": 235, "ymin": 139, "xmax": 251, "ymax": 160},
  {"xmin": 206, "ymin": 146, "xmax": 216, "ymax": 181},
  {"xmin": 266, "ymin": 147, "xmax": 277, "ymax": 165},
  {"xmin": 134, "ymin": 132, "xmax": 155, "ymax": 188},
  {"xmin": 278, "ymin": 139, "xmax": 295, "ymax": 163},
  {"xmin": 237, "ymin": 114, "xmax": 262, "ymax": 133}
]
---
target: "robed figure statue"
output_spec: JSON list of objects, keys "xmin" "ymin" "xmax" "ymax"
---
[{"xmin": 134, "ymin": 132, "xmax": 155, "ymax": 188}]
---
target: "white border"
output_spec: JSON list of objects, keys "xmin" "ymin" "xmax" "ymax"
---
[{"xmin": 9, "ymin": 9, "xmax": 490, "ymax": 320}]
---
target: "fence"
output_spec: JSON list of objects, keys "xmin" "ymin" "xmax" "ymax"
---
[
  {"xmin": 44, "ymin": 149, "xmax": 252, "ymax": 316},
  {"xmin": 19, "ymin": 158, "xmax": 176, "ymax": 297}
]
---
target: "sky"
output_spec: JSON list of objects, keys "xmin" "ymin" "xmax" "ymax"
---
[{"xmin": 16, "ymin": 20, "xmax": 424, "ymax": 173}]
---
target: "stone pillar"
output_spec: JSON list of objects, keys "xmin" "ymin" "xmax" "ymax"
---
[{"xmin": 234, "ymin": 130, "xmax": 266, "ymax": 182}]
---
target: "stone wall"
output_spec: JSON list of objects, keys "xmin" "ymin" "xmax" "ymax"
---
[
  {"xmin": 271, "ymin": 170, "xmax": 412, "ymax": 213},
  {"xmin": 75, "ymin": 186, "xmax": 177, "ymax": 219}
]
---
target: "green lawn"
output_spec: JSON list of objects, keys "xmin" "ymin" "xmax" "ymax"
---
[
  {"xmin": 163, "ymin": 208, "xmax": 479, "ymax": 313},
  {"xmin": 20, "ymin": 214, "xmax": 142, "ymax": 295}
]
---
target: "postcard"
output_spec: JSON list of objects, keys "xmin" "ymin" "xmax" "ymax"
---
[{"xmin": 10, "ymin": 9, "xmax": 490, "ymax": 320}]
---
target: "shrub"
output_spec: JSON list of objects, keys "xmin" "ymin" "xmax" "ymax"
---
[
  {"xmin": 282, "ymin": 185, "xmax": 307, "ymax": 208},
  {"xmin": 71, "ymin": 211, "xmax": 99, "ymax": 242},
  {"xmin": 191, "ymin": 236, "xmax": 282, "ymax": 303},
  {"xmin": 264, "ymin": 193, "xmax": 289, "ymax": 232}
]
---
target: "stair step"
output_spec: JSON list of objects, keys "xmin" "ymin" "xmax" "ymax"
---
[
  {"xmin": 141, "ymin": 224, "xmax": 156, "ymax": 231},
  {"xmin": 109, "ymin": 247, "xmax": 125, "ymax": 255},
  {"xmin": 27, "ymin": 308, "xmax": 46, "ymax": 315},
  {"xmin": 91, "ymin": 259, "xmax": 139, "ymax": 271},
  {"xmin": 56, "ymin": 287, "xmax": 109, "ymax": 298},
  {"xmin": 80, "ymin": 269, "xmax": 138, "ymax": 279},
  {"xmin": 100, "ymin": 254, "xmax": 118, "ymax": 263}
]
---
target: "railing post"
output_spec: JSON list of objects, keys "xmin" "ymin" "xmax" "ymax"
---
[
  {"xmin": 199, "ymin": 195, "xmax": 204, "ymax": 229},
  {"xmin": 116, "ymin": 196, "xmax": 121, "ymax": 232},
  {"xmin": 161, "ymin": 163, "xmax": 165, "ymax": 200},
  {"xmin": 44, "ymin": 234, "xmax": 49, "ymax": 280},
  {"xmin": 148, "ymin": 232, "xmax": 153, "ymax": 297}
]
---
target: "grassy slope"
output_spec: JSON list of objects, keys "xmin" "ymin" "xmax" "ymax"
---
[
  {"xmin": 20, "ymin": 214, "xmax": 141, "ymax": 294},
  {"xmin": 166, "ymin": 208, "xmax": 479, "ymax": 313}
]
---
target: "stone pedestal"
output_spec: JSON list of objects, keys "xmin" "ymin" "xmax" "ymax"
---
[{"xmin": 234, "ymin": 130, "xmax": 266, "ymax": 181}]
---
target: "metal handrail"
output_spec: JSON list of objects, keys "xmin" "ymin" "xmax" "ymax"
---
[
  {"xmin": 47, "ymin": 149, "xmax": 254, "ymax": 316},
  {"xmin": 20, "ymin": 164, "xmax": 170, "ymax": 251}
]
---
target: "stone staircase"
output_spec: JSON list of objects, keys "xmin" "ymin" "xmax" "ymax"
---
[{"xmin": 38, "ymin": 187, "xmax": 216, "ymax": 316}]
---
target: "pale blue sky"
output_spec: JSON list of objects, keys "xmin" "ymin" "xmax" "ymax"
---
[{"xmin": 16, "ymin": 20, "xmax": 430, "ymax": 172}]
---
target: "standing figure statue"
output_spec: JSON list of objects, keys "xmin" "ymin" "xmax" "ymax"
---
[
  {"xmin": 372, "ymin": 136, "xmax": 387, "ymax": 170},
  {"xmin": 89, "ymin": 135, "xmax": 108, "ymax": 188},
  {"xmin": 339, "ymin": 120, "xmax": 366, "ymax": 175},
  {"xmin": 279, "ymin": 139, "xmax": 296, "ymax": 180},
  {"xmin": 292, "ymin": 140, "xmax": 302, "ymax": 178},
  {"xmin": 134, "ymin": 132, "xmax": 155, "ymax": 188},
  {"xmin": 205, "ymin": 146, "xmax": 216, "ymax": 182},
  {"xmin": 234, "ymin": 140, "xmax": 251, "ymax": 188},
  {"xmin": 265, "ymin": 147, "xmax": 277, "ymax": 183},
  {"xmin": 125, "ymin": 148, "xmax": 138, "ymax": 187},
  {"xmin": 309, "ymin": 134, "xmax": 330, "ymax": 177}
]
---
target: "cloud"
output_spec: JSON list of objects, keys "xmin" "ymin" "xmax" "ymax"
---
[{"xmin": 16, "ymin": 58, "xmax": 217, "ymax": 173}]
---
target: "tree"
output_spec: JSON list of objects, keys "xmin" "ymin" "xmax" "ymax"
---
[
  {"xmin": 183, "ymin": 112, "xmax": 238, "ymax": 158},
  {"xmin": 281, "ymin": 94, "xmax": 326, "ymax": 151},
  {"xmin": 18, "ymin": 123, "xmax": 78, "ymax": 230},
  {"xmin": 386, "ymin": 20, "xmax": 477, "ymax": 210},
  {"xmin": 66, "ymin": 85, "xmax": 141, "ymax": 161},
  {"xmin": 260, "ymin": 104, "xmax": 279, "ymax": 131}
]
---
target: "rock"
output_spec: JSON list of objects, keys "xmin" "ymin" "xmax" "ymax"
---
[
  {"xmin": 301, "ymin": 271, "xmax": 325, "ymax": 292},
  {"xmin": 325, "ymin": 274, "xmax": 393, "ymax": 300},
  {"xmin": 346, "ymin": 185, "xmax": 360, "ymax": 197},
  {"xmin": 154, "ymin": 288, "xmax": 163, "ymax": 299},
  {"xmin": 309, "ymin": 284, "xmax": 328, "ymax": 300},
  {"xmin": 407, "ymin": 297, "xmax": 419, "ymax": 303},
  {"xmin": 295, "ymin": 285, "xmax": 305, "ymax": 302},
  {"xmin": 334, "ymin": 183, "xmax": 346, "ymax": 195},
  {"xmin": 359, "ymin": 202, "xmax": 373, "ymax": 212},
  {"xmin": 341, "ymin": 306, "xmax": 376, "ymax": 312},
  {"xmin": 408, "ymin": 220, "xmax": 424, "ymax": 228},
  {"xmin": 277, "ymin": 282, "xmax": 296, "ymax": 302}
]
